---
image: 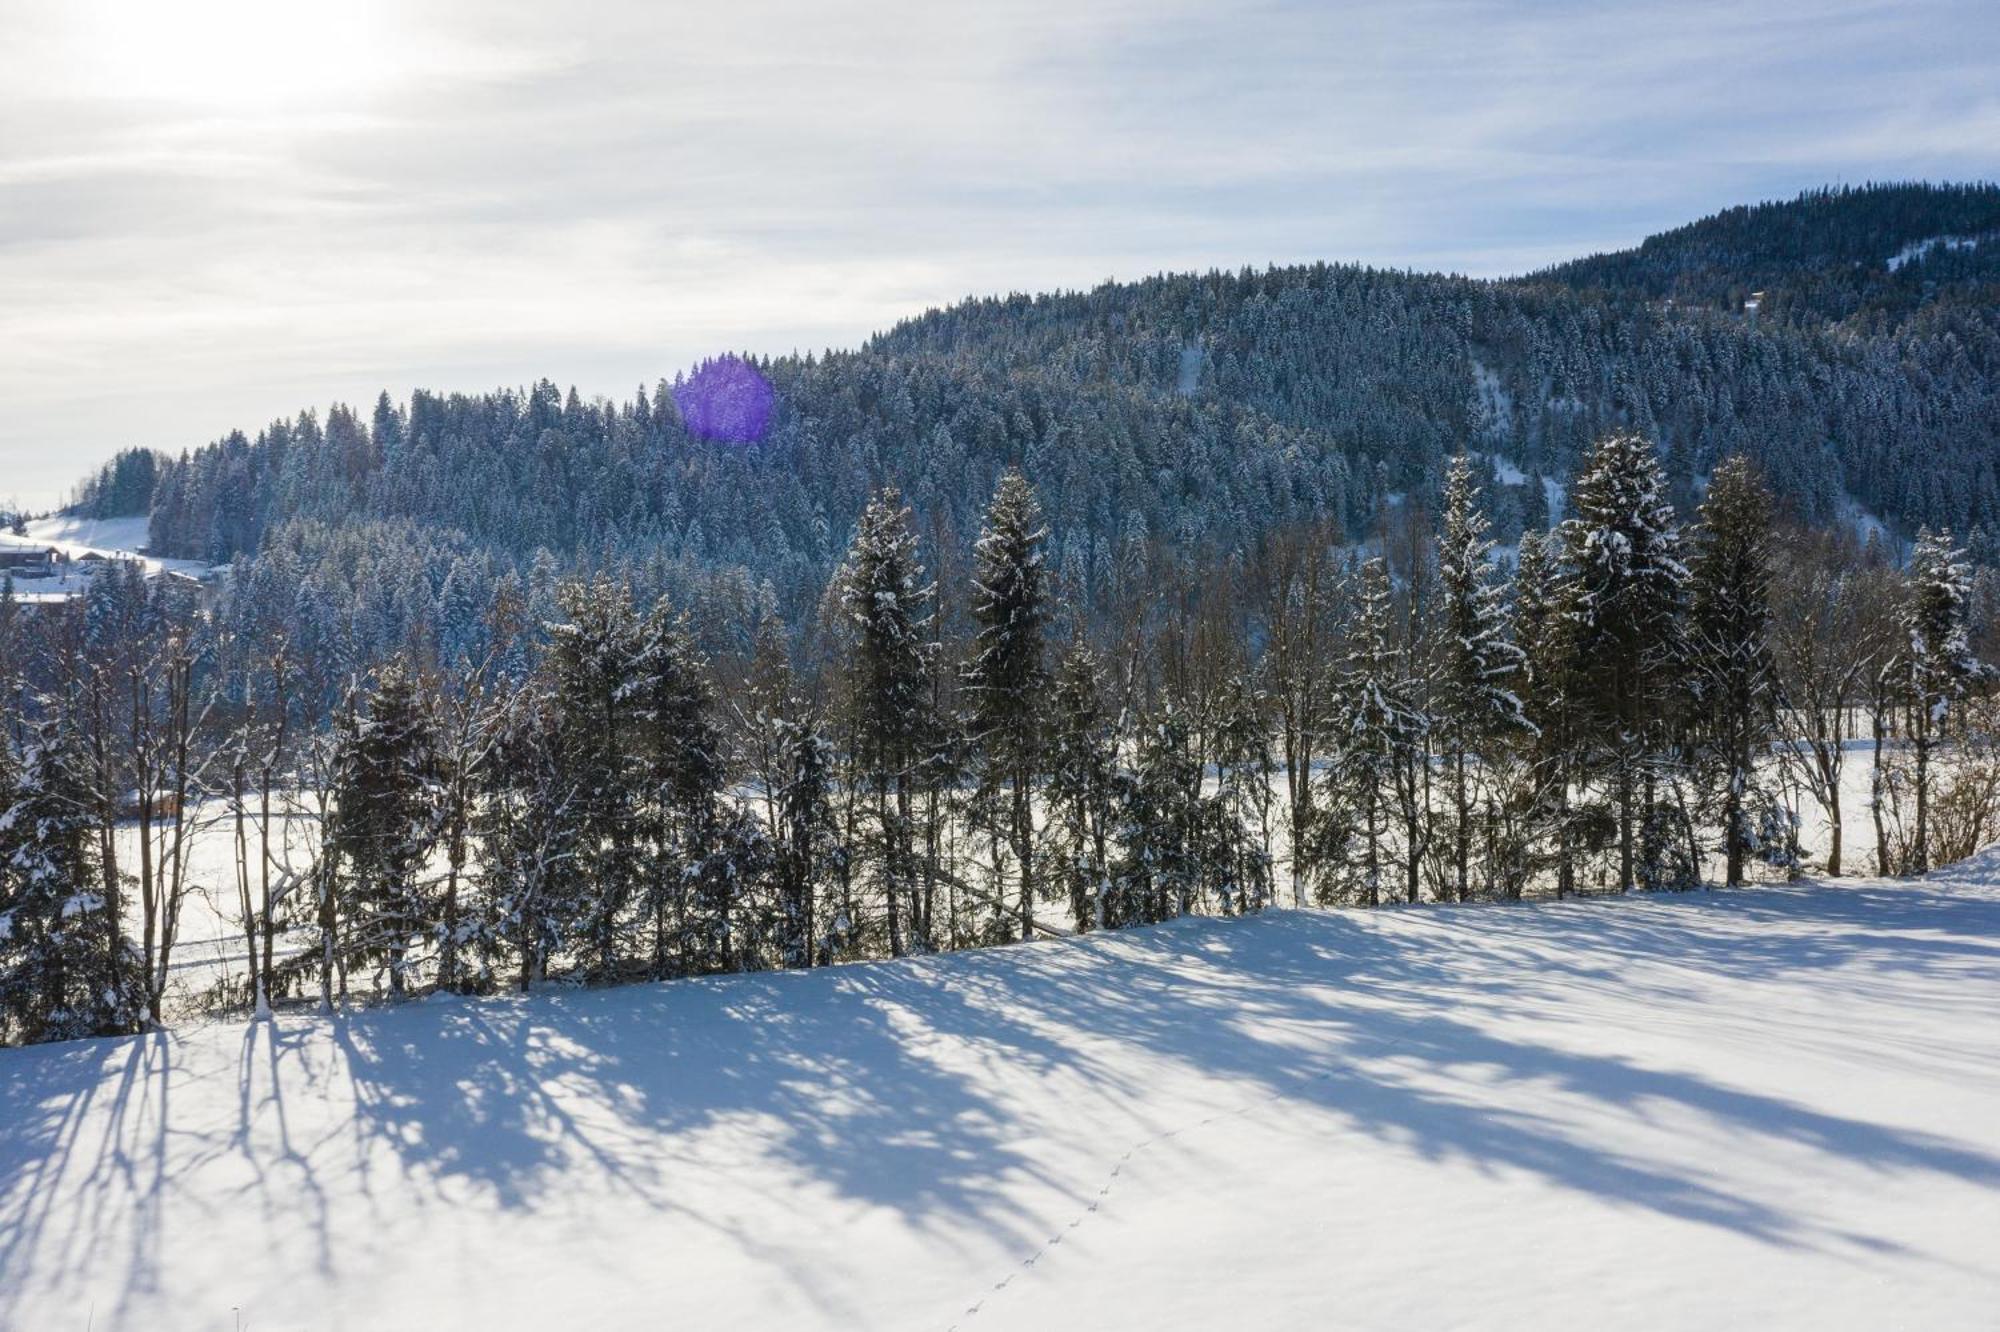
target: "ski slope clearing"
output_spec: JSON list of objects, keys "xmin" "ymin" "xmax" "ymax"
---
[
  {"xmin": 16, "ymin": 513, "xmax": 208, "ymax": 577},
  {"xmin": 0, "ymin": 513, "xmax": 214, "ymax": 603},
  {"xmin": 6, "ymin": 863, "xmax": 2000, "ymax": 1330}
]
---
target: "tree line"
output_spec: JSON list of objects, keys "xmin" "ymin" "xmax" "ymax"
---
[
  {"xmin": 0, "ymin": 430, "xmax": 1991, "ymax": 1046},
  {"xmin": 77, "ymin": 186, "xmax": 2000, "ymax": 704}
]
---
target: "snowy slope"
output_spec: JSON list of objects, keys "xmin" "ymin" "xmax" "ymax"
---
[
  {"xmin": 5, "ymin": 864, "xmax": 2000, "ymax": 1330},
  {"xmin": 1, "ymin": 513, "xmax": 213, "ymax": 603},
  {"xmin": 16, "ymin": 513, "xmax": 207, "ymax": 576},
  {"xmin": 1886, "ymin": 233, "xmax": 1989, "ymax": 271}
]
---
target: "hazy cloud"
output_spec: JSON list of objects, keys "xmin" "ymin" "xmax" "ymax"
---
[{"xmin": 2, "ymin": 0, "xmax": 1995, "ymax": 506}]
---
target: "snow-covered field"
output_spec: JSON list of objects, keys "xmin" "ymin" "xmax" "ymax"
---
[
  {"xmin": 0, "ymin": 513, "xmax": 212, "ymax": 603},
  {"xmin": 5, "ymin": 852, "xmax": 1999, "ymax": 1329}
]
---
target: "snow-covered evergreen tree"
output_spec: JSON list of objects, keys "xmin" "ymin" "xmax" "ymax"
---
[
  {"xmin": 328, "ymin": 666, "xmax": 438, "ymax": 997},
  {"xmin": 475, "ymin": 688, "xmax": 577, "ymax": 991},
  {"xmin": 1318, "ymin": 558, "xmax": 1414, "ymax": 906},
  {"xmin": 0, "ymin": 717, "xmax": 140, "ymax": 1044},
  {"xmin": 1902, "ymin": 527, "xmax": 1979, "ymax": 873},
  {"xmin": 1044, "ymin": 641, "xmax": 1117, "ymax": 932},
  {"xmin": 1211, "ymin": 671, "xmax": 1275, "ymax": 915},
  {"xmin": 835, "ymin": 488, "xmax": 934, "ymax": 957},
  {"xmin": 1115, "ymin": 702, "xmax": 1202, "ymax": 926},
  {"xmin": 963, "ymin": 470, "xmax": 1051, "ymax": 942},
  {"xmin": 544, "ymin": 576, "xmax": 647, "ymax": 978},
  {"xmin": 1435, "ymin": 453, "xmax": 1529, "ymax": 900},
  {"xmin": 632, "ymin": 596, "xmax": 728, "ymax": 975},
  {"xmin": 1512, "ymin": 529, "xmax": 1584, "ymax": 897},
  {"xmin": 1562, "ymin": 431, "xmax": 1690, "ymax": 890},
  {"xmin": 773, "ymin": 710, "xmax": 840, "ymax": 968},
  {"xmin": 1688, "ymin": 456, "xmax": 1780, "ymax": 885}
]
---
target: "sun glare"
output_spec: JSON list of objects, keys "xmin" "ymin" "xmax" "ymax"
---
[{"xmin": 65, "ymin": 0, "xmax": 392, "ymax": 112}]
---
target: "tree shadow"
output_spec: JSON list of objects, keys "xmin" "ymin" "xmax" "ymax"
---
[{"xmin": 3, "ymin": 875, "xmax": 1998, "ymax": 1325}]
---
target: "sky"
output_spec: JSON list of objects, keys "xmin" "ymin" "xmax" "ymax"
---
[{"xmin": 2, "ymin": 0, "xmax": 1997, "ymax": 509}]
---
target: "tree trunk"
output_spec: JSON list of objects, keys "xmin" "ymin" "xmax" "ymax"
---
[
  {"xmin": 1555, "ymin": 761, "xmax": 1574, "ymax": 900},
  {"xmin": 1016, "ymin": 774, "xmax": 1034, "ymax": 943},
  {"xmin": 1913, "ymin": 709, "xmax": 1931, "ymax": 875},
  {"xmin": 1453, "ymin": 747, "xmax": 1470, "ymax": 902},
  {"xmin": 1871, "ymin": 703, "xmax": 1891, "ymax": 876},
  {"xmin": 880, "ymin": 772, "xmax": 903, "ymax": 958},
  {"xmin": 234, "ymin": 750, "xmax": 257, "ymax": 1008},
  {"xmin": 1617, "ymin": 760, "xmax": 1635, "ymax": 893}
]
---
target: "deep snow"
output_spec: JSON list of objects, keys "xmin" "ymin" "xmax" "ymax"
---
[{"xmin": 5, "ymin": 860, "xmax": 2000, "ymax": 1330}]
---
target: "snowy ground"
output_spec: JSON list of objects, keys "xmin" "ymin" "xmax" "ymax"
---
[{"xmin": 5, "ymin": 854, "xmax": 1999, "ymax": 1329}]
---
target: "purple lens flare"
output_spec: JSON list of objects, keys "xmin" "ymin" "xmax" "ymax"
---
[{"xmin": 673, "ymin": 355, "xmax": 775, "ymax": 443}]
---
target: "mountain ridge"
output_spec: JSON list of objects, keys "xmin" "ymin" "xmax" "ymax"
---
[{"xmin": 55, "ymin": 182, "xmax": 2000, "ymax": 674}]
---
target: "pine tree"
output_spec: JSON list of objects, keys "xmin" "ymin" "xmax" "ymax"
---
[
  {"xmin": 328, "ymin": 666, "xmax": 438, "ymax": 997},
  {"xmin": 1688, "ymin": 456, "xmax": 1779, "ymax": 885},
  {"xmin": 1435, "ymin": 454, "xmax": 1529, "ymax": 900},
  {"xmin": 1512, "ymin": 529, "xmax": 1583, "ymax": 897},
  {"xmin": 1212, "ymin": 670, "xmax": 1275, "ymax": 915},
  {"xmin": 476, "ymin": 689, "xmax": 577, "ymax": 991},
  {"xmin": 1320, "ymin": 558, "xmax": 1412, "ymax": 906},
  {"xmin": 1902, "ymin": 528, "xmax": 1979, "ymax": 873},
  {"xmin": 1116, "ymin": 701, "xmax": 1203, "ymax": 925},
  {"xmin": 736, "ymin": 618, "xmax": 833, "ymax": 970},
  {"xmin": 836, "ymin": 488, "xmax": 934, "ymax": 957},
  {"xmin": 1045, "ymin": 642, "xmax": 1117, "ymax": 931},
  {"xmin": 432, "ymin": 660, "xmax": 503, "ymax": 995},
  {"xmin": 964, "ymin": 470, "xmax": 1051, "ymax": 942},
  {"xmin": 544, "ymin": 576, "xmax": 647, "ymax": 979},
  {"xmin": 1563, "ymin": 431, "xmax": 1690, "ymax": 891},
  {"xmin": 0, "ymin": 716, "xmax": 140, "ymax": 1044},
  {"xmin": 772, "ymin": 710, "xmax": 839, "ymax": 968},
  {"xmin": 633, "ymin": 597, "xmax": 728, "ymax": 975}
]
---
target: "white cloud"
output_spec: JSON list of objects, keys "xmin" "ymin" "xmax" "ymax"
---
[{"xmin": 1, "ymin": 0, "xmax": 1996, "ymax": 507}]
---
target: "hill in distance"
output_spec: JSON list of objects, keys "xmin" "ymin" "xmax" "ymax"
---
[{"xmin": 58, "ymin": 181, "xmax": 2000, "ymax": 673}]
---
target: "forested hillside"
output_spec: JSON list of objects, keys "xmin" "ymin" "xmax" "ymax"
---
[
  {"xmin": 1540, "ymin": 181, "xmax": 2000, "ymax": 326},
  {"xmin": 65, "ymin": 182, "xmax": 2000, "ymax": 679},
  {"xmin": 7, "ymin": 187, "xmax": 2000, "ymax": 1047}
]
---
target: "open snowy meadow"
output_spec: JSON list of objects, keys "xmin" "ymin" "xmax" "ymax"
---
[{"xmin": 5, "ymin": 853, "xmax": 1999, "ymax": 1330}]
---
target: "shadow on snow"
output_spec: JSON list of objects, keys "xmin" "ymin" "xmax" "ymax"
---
[{"xmin": 4, "ymin": 872, "xmax": 1999, "ymax": 1323}]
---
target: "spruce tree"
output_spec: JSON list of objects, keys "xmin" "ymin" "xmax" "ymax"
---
[
  {"xmin": 773, "ymin": 711, "xmax": 839, "ymax": 968},
  {"xmin": 544, "ymin": 576, "xmax": 647, "ymax": 978},
  {"xmin": 1563, "ymin": 431, "xmax": 1690, "ymax": 891},
  {"xmin": 1902, "ymin": 528, "xmax": 1979, "ymax": 873},
  {"xmin": 328, "ymin": 666, "xmax": 438, "ymax": 997},
  {"xmin": 1321, "ymin": 558, "xmax": 1411, "ymax": 907},
  {"xmin": 1116, "ymin": 701, "xmax": 1203, "ymax": 925},
  {"xmin": 432, "ymin": 662, "xmax": 501, "ymax": 995},
  {"xmin": 633, "ymin": 597, "xmax": 728, "ymax": 975},
  {"xmin": 1513, "ymin": 529, "xmax": 1584, "ymax": 898},
  {"xmin": 1435, "ymin": 454, "xmax": 1529, "ymax": 900},
  {"xmin": 1045, "ymin": 642, "xmax": 1117, "ymax": 931},
  {"xmin": 476, "ymin": 689, "xmax": 577, "ymax": 991},
  {"xmin": 0, "ymin": 717, "xmax": 140, "ymax": 1044},
  {"xmin": 1212, "ymin": 670, "xmax": 1275, "ymax": 915},
  {"xmin": 1688, "ymin": 456, "xmax": 1778, "ymax": 886},
  {"xmin": 836, "ymin": 488, "xmax": 934, "ymax": 957},
  {"xmin": 964, "ymin": 470, "xmax": 1051, "ymax": 942},
  {"xmin": 737, "ymin": 619, "xmax": 839, "ymax": 969}
]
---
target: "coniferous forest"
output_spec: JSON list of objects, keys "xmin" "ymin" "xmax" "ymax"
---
[{"xmin": 5, "ymin": 182, "xmax": 2000, "ymax": 1044}]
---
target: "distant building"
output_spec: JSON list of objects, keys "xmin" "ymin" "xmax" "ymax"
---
[{"xmin": 0, "ymin": 546, "xmax": 61, "ymax": 577}]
